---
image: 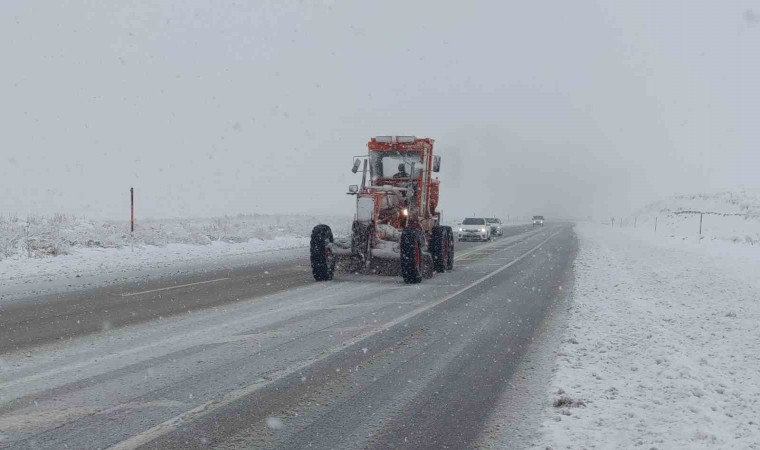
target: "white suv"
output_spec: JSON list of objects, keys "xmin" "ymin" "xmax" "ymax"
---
[{"xmin": 458, "ymin": 218, "xmax": 491, "ymax": 241}]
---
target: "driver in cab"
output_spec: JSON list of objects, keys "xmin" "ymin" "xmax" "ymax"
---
[{"xmin": 393, "ymin": 163, "xmax": 408, "ymax": 178}]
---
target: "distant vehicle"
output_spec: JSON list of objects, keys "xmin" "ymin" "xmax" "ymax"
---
[
  {"xmin": 458, "ymin": 218, "xmax": 491, "ymax": 241},
  {"xmin": 532, "ymin": 215, "xmax": 545, "ymax": 227},
  {"xmin": 486, "ymin": 218, "xmax": 503, "ymax": 236}
]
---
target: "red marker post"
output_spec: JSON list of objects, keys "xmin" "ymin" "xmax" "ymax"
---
[
  {"xmin": 130, "ymin": 187, "xmax": 135, "ymax": 252},
  {"xmin": 130, "ymin": 187, "xmax": 135, "ymax": 233}
]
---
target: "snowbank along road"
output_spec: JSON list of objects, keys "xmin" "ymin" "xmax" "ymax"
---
[{"xmin": 0, "ymin": 223, "xmax": 576, "ymax": 449}]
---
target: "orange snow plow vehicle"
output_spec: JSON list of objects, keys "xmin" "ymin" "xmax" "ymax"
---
[{"xmin": 310, "ymin": 136, "xmax": 454, "ymax": 284}]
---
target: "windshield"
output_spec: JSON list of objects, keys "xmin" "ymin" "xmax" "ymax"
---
[
  {"xmin": 463, "ymin": 218, "xmax": 486, "ymax": 225},
  {"xmin": 533, "ymin": 216, "xmax": 544, "ymax": 220},
  {"xmin": 486, "ymin": 218, "xmax": 498, "ymax": 223},
  {"xmin": 370, "ymin": 151, "xmax": 421, "ymax": 180}
]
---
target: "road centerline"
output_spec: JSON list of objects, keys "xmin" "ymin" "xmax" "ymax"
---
[{"xmin": 119, "ymin": 278, "xmax": 232, "ymax": 297}]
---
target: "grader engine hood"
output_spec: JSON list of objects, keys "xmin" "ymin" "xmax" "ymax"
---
[{"xmin": 356, "ymin": 195, "xmax": 375, "ymax": 223}]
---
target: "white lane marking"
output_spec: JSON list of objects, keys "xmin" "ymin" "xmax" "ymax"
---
[
  {"xmin": 108, "ymin": 231, "xmax": 559, "ymax": 450},
  {"xmin": 119, "ymin": 278, "xmax": 231, "ymax": 297}
]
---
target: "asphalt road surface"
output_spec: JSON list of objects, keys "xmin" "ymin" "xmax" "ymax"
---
[{"xmin": 0, "ymin": 223, "xmax": 575, "ymax": 449}]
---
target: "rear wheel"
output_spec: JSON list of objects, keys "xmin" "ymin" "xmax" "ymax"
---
[
  {"xmin": 310, "ymin": 225, "xmax": 335, "ymax": 281},
  {"xmin": 401, "ymin": 228, "xmax": 423, "ymax": 284},
  {"xmin": 443, "ymin": 226, "xmax": 455, "ymax": 270},
  {"xmin": 431, "ymin": 226, "xmax": 446, "ymax": 273}
]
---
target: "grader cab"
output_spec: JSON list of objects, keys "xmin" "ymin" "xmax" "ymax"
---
[{"xmin": 310, "ymin": 136, "xmax": 454, "ymax": 284}]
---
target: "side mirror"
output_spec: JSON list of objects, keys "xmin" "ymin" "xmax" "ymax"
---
[
  {"xmin": 347, "ymin": 184, "xmax": 359, "ymax": 194},
  {"xmin": 351, "ymin": 159, "xmax": 361, "ymax": 174},
  {"xmin": 432, "ymin": 155, "xmax": 441, "ymax": 172}
]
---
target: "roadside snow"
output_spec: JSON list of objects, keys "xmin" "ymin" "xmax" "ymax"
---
[
  {"xmin": 0, "ymin": 213, "xmax": 348, "ymax": 260},
  {"xmin": 535, "ymin": 223, "xmax": 760, "ymax": 449},
  {"xmin": 0, "ymin": 214, "xmax": 349, "ymax": 302},
  {"xmin": 624, "ymin": 190, "xmax": 760, "ymax": 245}
]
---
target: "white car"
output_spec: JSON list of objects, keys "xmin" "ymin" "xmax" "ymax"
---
[
  {"xmin": 457, "ymin": 218, "xmax": 491, "ymax": 241},
  {"xmin": 486, "ymin": 217, "xmax": 503, "ymax": 236},
  {"xmin": 532, "ymin": 215, "xmax": 545, "ymax": 227}
]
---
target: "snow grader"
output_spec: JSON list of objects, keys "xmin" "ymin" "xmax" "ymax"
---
[{"xmin": 310, "ymin": 136, "xmax": 455, "ymax": 284}]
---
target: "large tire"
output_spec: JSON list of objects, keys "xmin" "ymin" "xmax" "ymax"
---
[
  {"xmin": 442, "ymin": 225, "xmax": 455, "ymax": 270},
  {"xmin": 400, "ymin": 228, "xmax": 423, "ymax": 284},
  {"xmin": 431, "ymin": 226, "xmax": 447, "ymax": 273},
  {"xmin": 310, "ymin": 225, "xmax": 335, "ymax": 281}
]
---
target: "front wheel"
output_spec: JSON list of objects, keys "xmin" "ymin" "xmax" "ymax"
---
[
  {"xmin": 310, "ymin": 225, "xmax": 335, "ymax": 281},
  {"xmin": 401, "ymin": 228, "xmax": 423, "ymax": 284}
]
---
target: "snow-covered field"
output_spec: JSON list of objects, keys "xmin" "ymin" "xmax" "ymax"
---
[
  {"xmin": 0, "ymin": 214, "xmax": 349, "ymax": 260},
  {"xmin": 535, "ymin": 223, "xmax": 760, "ymax": 449},
  {"xmin": 623, "ymin": 191, "xmax": 760, "ymax": 245},
  {"xmin": 0, "ymin": 214, "xmax": 349, "ymax": 302}
]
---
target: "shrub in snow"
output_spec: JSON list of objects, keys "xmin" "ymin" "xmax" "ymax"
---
[{"xmin": 553, "ymin": 393, "xmax": 586, "ymax": 408}]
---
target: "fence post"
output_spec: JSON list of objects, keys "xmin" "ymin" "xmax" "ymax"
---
[
  {"xmin": 654, "ymin": 216, "xmax": 657, "ymax": 233},
  {"xmin": 634, "ymin": 217, "xmax": 637, "ymax": 228}
]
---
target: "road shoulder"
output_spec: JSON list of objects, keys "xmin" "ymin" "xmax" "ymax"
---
[{"xmin": 475, "ymin": 226, "xmax": 577, "ymax": 449}]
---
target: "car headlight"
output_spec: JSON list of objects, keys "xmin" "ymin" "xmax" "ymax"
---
[
  {"xmin": 459, "ymin": 228, "xmax": 463, "ymax": 232},
  {"xmin": 480, "ymin": 228, "xmax": 486, "ymax": 232}
]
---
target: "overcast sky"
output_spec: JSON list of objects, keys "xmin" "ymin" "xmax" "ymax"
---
[{"xmin": 2, "ymin": 0, "xmax": 758, "ymax": 221}]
